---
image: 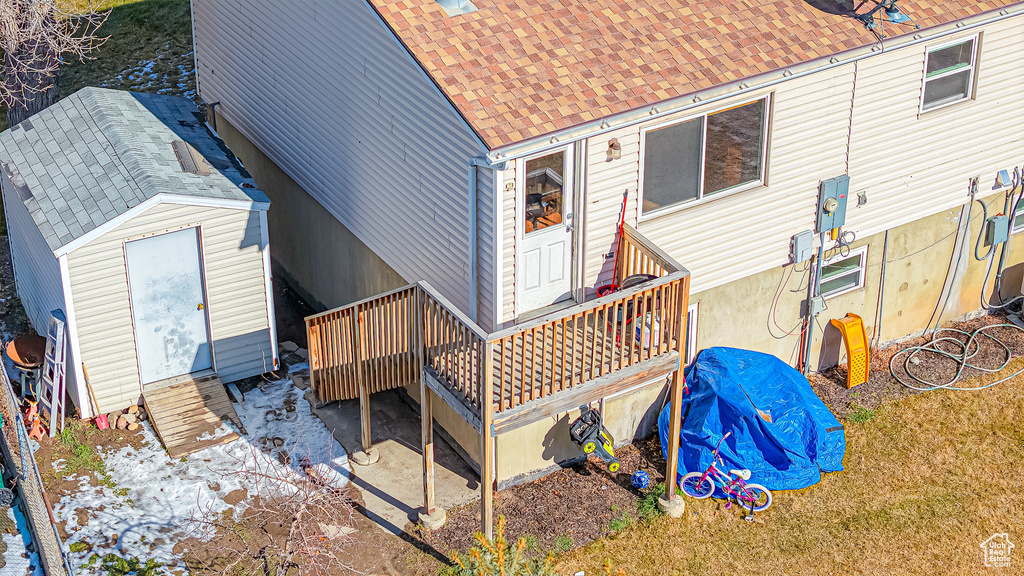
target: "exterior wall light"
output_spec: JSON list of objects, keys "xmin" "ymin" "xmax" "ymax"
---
[{"xmin": 607, "ymin": 138, "xmax": 622, "ymax": 161}]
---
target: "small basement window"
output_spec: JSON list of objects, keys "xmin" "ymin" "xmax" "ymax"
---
[
  {"xmin": 820, "ymin": 246, "xmax": 867, "ymax": 299},
  {"xmin": 921, "ymin": 36, "xmax": 978, "ymax": 112},
  {"xmin": 641, "ymin": 96, "xmax": 770, "ymax": 216},
  {"xmin": 1013, "ymin": 196, "xmax": 1024, "ymax": 233}
]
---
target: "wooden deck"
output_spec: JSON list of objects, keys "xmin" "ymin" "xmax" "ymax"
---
[
  {"xmin": 142, "ymin": 372, "xmax": 243, "ymax": 458},
  {"xmin": 306, "ymin": 224, "xmax": 692, "ymax": 538}
]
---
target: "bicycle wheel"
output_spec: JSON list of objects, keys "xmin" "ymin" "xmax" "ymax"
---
[
  {"xmin": 681, "ymin": 472, "xmax": 715, "ymax": 499},
  {"xmin": 742, "ymin": 483, "xmax": 772, "ymax": 512}
]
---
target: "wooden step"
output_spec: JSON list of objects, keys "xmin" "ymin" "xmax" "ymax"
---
[{"xmin": 142, "ymin": 373, "xmax": 244, "ymax": 459}]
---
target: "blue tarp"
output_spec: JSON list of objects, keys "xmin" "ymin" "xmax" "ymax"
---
[{"xmin": 658, "ymin": 347, "xmax": 846, "ymax": 491}]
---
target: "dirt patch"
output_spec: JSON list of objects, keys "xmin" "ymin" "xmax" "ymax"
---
[
  {"xmin": 34, "ymin": 419, "xmax": 148, "ymax": 502},
  {"xmin": 176, "ymin": 485, "xmax": 440, "ymax": 576},
  {"xmin": 422, "ymin": 439, "xmax": 668, "ymax": 560},
  {"xmin": 273, "ymin": 274, "xmax": 315, "ymax": 349},
  {"xmin": 222, "ymin": 489, "xmax": 246, "ymax": 506},
  {"xmin": 813, "ymin": 312, "xmax": 1024, "ymax": 418}
]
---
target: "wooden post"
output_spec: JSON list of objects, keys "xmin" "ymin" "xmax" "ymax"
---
[
  {"xmin": 664, "ymin": 277, "xmax": 690, "ymax": 502},
  {"xmin": 305, "ymin": 318, "xmax": 318, "ymax": 398},
  {"xmin": 353, "ymin": 305, "xmax": 371, "ymax": 453},
  {"xmin": 480, "ymin": 339, "xmax": 495, "ymax": 540},
  {"xmin": 417, "ymin": 290, "xmax": 436, "ymax": 515}
]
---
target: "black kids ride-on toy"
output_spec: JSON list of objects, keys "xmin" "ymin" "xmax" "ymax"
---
[{"xmin": 569, "ymin": 407, "xmax": 621, "ymax": 473}]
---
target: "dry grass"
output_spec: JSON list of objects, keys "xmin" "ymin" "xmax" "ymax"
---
[{"xmin": 557, "ymin": 360, "xmax": 1024, "ymax": 576}]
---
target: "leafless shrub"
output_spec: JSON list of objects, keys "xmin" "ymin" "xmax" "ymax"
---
[
  {"xmin": 182, "ymin": 436, "xmax": 358, "ymax": 576},
  {"xmin": 1, "ymin": 0, "xmax": 109, "ymax": 125}
]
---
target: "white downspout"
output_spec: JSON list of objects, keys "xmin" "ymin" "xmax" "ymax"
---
[{"xmin": 468, "ymin": 157, "xmax": 508, "ymax": 327}]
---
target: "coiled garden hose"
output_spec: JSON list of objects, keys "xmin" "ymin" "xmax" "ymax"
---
[{"xmin": 890, "ymin": 323, "xmax": 1024, "ymax": 391}]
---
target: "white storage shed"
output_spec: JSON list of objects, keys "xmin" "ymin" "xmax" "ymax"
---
[{"xmin": 0, "ymin": 88, "xmax": 277, "ymax": 418}]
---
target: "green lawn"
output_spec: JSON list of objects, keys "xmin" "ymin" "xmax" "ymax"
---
[
  {"xmin": 556, "ymin": 363, "xmax": 1024, "ymax": 576},
  {"xmin": 0, "ymin": 0, "xmax": 194, "ymax": 133},
  {"xmin": 62, "ymin": 0, "xmax": 195, "ymax": 99}
]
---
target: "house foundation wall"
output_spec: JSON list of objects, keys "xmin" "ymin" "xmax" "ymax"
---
[
  {"xmin": 214, "ymin": 114, "xmax": 407, "ymax": 312},
  {"xmin": 493, "ymin": 376, "xmax": 669, "ymax": 489},
  {"xmin": 492, "ymin": 189, "xmax": 1024, "ymax": 490},
  {"xmin": 694, "ymin": 189, "xmax": 1024, "ymax": 372}
]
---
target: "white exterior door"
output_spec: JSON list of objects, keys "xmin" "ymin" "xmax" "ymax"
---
[
  {"xmin": 125, "ymin": 228, "xmax": 212, "ymax": 384},
  {"xmin": 518, "ymin": 147, "xmax": 574, "ymax": 312}
]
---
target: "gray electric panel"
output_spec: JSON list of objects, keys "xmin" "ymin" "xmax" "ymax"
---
[
  {"xmin": 816, "ymin": 175, "xmax": 850, "ymax": 232},
  {"xmin": 791, "ymin": 230, "xmax": 814, "ymax": 263},
  {"xmin": 986, "ymin": 214, "xmax": 1010, "ymax": 246}
]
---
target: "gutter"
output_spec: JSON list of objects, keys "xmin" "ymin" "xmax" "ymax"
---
[{"xmin": 486, "ymin": 4, "xmax": 1024, "ymax": 163}]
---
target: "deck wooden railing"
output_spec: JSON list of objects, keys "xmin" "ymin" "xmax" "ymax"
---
[
  {"xmin": 306, "ymin": 225, "xmax": 688, "ymax": 418},
  {"xmin": 306, "ymin": 284, "xmax": 486, "ymax": 410},
  {"xmin": 488, "ymin": 272, "xmax": 687, "ymax": 413},
  {"xmin": 617, "ymin": 223, "xmax": 682, "ymax": 283},
  {"xmin": 306, "ymin": 285, "xmax": 419, "ymax": 403}
]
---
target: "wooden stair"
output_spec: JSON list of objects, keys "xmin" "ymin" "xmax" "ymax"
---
[{"xmin": 142, "ymin": 372, "xmax": 244, "ymax": 458}]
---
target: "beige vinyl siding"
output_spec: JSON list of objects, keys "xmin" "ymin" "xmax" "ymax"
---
[
  {"xmin": 1, "ymin": 175, "xmax": 80, "ymax": 408},
  {"xmin": 584, "ymin": 124, "xmax": 641, "ymax": 291},
  {"xmin": 192, "ymin": 0, "xmax": 489, "ymax": 318},
  {"xmin": 576, "ymin": 65, "xmax": 853, "ymax": 295},
  {"xmin": 2, "ymin": 175, "xmax": 66, "ymax": 337},
  {"xmin": 475, "ymin": 165, "xmax": 496, "ymax": 331},
  {"xmin": 844, "ymin": 19, "xmax": 1024, "ymax": 236},
  {"xmin": 500, "ymin": 163, "xmax": 517, "ymax": 324},
  {"xmin": 499, "ymin": 17, "xmax": 1024, "ymax": 304},
  {"xmin": 66, "ymin": 203, "xmax": 271, "ymax": 413}
]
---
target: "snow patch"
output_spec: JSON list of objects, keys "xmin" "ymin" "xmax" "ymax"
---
[
  {"xmin": 2, "ymin": 504, "xmax": 42, "ymax": 576},
  {"xmin": 52, "ymin": 378, "xmax": 348, "ymax": 573}
]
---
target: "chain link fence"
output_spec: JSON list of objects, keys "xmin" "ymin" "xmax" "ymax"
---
[{"xmin": 0, "ymin": 367, "xmax": 72, "ymax": 576}]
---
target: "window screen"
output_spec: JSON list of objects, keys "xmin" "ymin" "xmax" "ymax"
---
[
  {"xmin": 642, "ymin": 117, "xmax": 703, "ymax": 213},
  {"xmin": 641, "ymin": 97, "xmax": 768, "ymax": 215}
]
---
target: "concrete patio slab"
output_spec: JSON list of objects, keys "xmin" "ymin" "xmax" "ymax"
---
[{"xmin": 307, "ymin": 388, "xmax": 479, "ymax": 535}]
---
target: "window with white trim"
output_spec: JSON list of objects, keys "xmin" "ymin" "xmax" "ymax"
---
[
  {"xmin": 1012, "ymin": 196, "xmax": 1024, "ymax": 233},
  {"xmin": 921, "ymin": 36, "xmax": 978, "ymax": 111},
  {"xmin": 820, "ymin": 247, "xmax": 868, "ymax": 299},
  {"xmin": 640, "ymin": 96, "xmax": 769, "ymax": 216}
]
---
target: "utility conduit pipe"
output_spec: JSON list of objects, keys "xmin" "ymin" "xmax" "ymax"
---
[{"xmin": 800, "ymin": 232, "xmax": 825, "ymax": 375}]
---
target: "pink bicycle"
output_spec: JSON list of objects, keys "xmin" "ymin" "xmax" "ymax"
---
[{"xmin": 680, "ymin": 432, "xmax": 773, "ymax": 521}]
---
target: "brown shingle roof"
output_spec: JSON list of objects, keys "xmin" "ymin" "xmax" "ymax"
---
[{"xmin": 370, "ymin": 0, "xmax": 1019, "ymax": 149}]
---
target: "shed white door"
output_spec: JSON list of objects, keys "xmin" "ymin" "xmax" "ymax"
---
[
  {"xmin": 126, "ymin": 228, "xmax": 212, "ymax": 384},
  {"xmin": 518, "ymin": 148, "xmax": 574, "ymax": 312}
]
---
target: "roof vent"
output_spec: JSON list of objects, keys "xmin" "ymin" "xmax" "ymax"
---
[
  {"xmin": 172, "ymin": 140, "xmax": 211, "ymax": 176},
  {"xmin": 437, "ymin": 0, "xmax": 477, "ymax": 16}
]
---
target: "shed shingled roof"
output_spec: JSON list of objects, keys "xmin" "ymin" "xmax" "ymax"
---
[
  {"xmin": 0, "ymin": 88, "xmax": 269, "ymax": 253},
  {"xmin": 369, "ymin": 0, "xmax": 1020, "ymax": 149}
]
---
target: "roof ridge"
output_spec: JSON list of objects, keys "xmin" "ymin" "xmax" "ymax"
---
[{"xmin": 78, "ymin": 88, "xmax": 151, "ymax": 205}]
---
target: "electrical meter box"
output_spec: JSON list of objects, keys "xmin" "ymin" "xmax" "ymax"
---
[{"xmin": 816, "ymin": 175, "xmax": 850, "ymax": 233}]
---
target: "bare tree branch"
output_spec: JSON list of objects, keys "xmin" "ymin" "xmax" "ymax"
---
[
  {"xmin": 182, "ymin": 433, "xmax": 358, "ymax": 576},
  {"xmin": 1, "ymin": 0, "xmax": 108, "ymax": 125}
]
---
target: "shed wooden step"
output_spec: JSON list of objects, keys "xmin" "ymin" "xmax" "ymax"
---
[{"xmin": 142, "ymin": 373, "xmax": 244, "ymax": 459}]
